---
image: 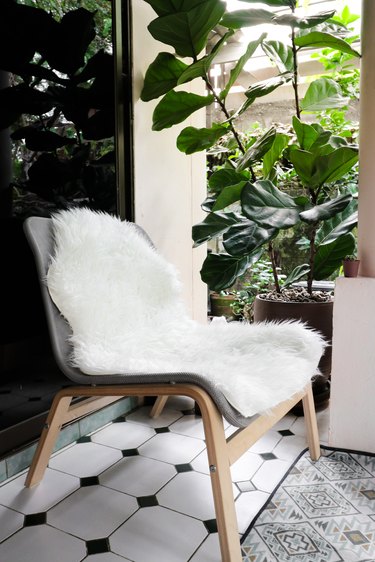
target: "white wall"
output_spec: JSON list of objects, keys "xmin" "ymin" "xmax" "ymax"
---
[{"xmin": 131, "ymin": 2, "xmax": 207, "ymax": 322}]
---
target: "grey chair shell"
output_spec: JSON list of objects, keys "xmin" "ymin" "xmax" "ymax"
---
[{"xmin": 23, "ymin": 215, "xmax": 321, "ymax": 562}]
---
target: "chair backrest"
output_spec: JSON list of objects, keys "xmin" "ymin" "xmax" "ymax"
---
[{"xmin": 23, "ymin": 215, "xmax": 155, "ymax": 385}]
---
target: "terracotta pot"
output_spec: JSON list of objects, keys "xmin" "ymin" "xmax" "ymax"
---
[
  {"xmin": 343, "ymin": 259, "xmax": 360, "ymax": 278},
  {"xmin": 253, "ymin": 295, "xmax": 333, "ymax": 414},
  {"xmin": 209, "ymin": 293, "xmax": 238, "ymax": 319}
]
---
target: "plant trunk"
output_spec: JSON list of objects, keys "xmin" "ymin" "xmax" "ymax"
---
[{"xmin": 268, "ymin": 242, "xmax": 281, "ymax": 293}]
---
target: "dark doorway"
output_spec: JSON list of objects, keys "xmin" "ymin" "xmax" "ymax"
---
[{"xmin": 0, "ymin": 0, "xmax": 133, "ymax": 456}]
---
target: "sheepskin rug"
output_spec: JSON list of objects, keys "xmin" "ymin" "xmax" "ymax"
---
[{"xmin": 47, "ymin": 208, "xmax": 326, "ymax": 418}]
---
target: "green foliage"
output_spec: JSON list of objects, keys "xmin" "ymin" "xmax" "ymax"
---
[
  {"xmin": 1, "ymin": 0, "xmax": 116, "ymax": 215},
  {"xmin": 140, "ymin": 0, "xmax": 360, "ymax": 296}
]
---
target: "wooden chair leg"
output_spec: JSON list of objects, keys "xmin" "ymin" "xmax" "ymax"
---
[
  {"xmin": 302, "ymin": 383, "xmax": 321, "ymax": 461},
  {"xmin": 150, "ymin": 395, "xmax": 168, "ymax": 418},
  {"xmin": 197, "ymin": 393, "xmax": 242, "ymax": 562},
  {"xmin": 25, "ymin": 393, "xmax": 73, "ymax": 488}
]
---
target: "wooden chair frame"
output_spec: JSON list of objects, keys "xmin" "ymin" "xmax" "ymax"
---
[{"xmin": 26, "ymin": 381, "xmax": 320, "ymax": 562}]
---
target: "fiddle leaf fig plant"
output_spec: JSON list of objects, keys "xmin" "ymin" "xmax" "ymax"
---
[{"xmin": 141, "ymin": 0, "xmax": 360, "ymax": 296}]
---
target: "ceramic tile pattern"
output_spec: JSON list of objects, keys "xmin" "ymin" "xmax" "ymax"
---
[{"xmin": 0, "ymin": 397, "xmax": 330, "ymax": 562}]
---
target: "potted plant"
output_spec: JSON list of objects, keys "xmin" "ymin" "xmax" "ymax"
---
[
  {"xmin": 343, "ymin": 253, "xmax": 360, "ymax": 277},
  {"xmin": 140, "ymin": 0, "xmax": 360, "ymax": 410}
]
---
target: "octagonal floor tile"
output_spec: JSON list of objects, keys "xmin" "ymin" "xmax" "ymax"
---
[
  {"xmin": 0, "ymin": 468, "xmax": 79, "ymax": 514},
  {"xmin": 100, "ymin": 455, "xmax": 175, "ymax": 496},
  {"xmin": 126, "ymin": 406, "xmax": 183, "ymax": 428},
  {"xmin": 48, "ymin": 442, "xmax": 122, "ymax": 477},
  {"xmin": 251, "ymin": 458, "xmax": 291, "ymax": 492},
  {"xmin": 92, "ymin": 421, "xmax": 155, "ymax": 450},
  {"xmin": 189, "ymin": 533, "xmax": 221, "ymax": 562},
  {"xmin": 230, "ymin": 451, "xmax": 263, "ymax": 483},
  {"xmin": 48, "ymin": 485, "xmax": 138, "ymax": 540},
  {"xmin": 110, "ymin": 505, "xmax": 206, "ymax": 562},
  {"xmin": 138, "ymin": 432, "xmax": 205, "ymax": 465},
  {"xmin": 157, "ymin": 471, "xmax": 215, "ymax": 520},
  {"xmin": 0, "ymin": 525, "xmax": 85, "ymax": 562},
  {"xmin": 169, "ymin": 415, "xmax": 205, "ymax": 440},
  {"xmin": 0, "ymin": 505, "xmax": 24, "ymax": 541}
]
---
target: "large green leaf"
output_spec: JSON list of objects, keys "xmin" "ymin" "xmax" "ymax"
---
[
  {"xmin": 140, "ymin": 53, "xmax": 188, "ymax": 102},
  {"xmin": 144, "ymin": 0, "xmax": 211, "ymax": 17},
  {"xmin": 213, "ymin": 181, "xmax": 248, "ymax": 211},
  {"xmin": 300, "ymin": 78, "xmax": 349, "ymax": 112},
  {"xmin": 295, "ymin": 31, "xmax": 360, "ymax": 58},
  {"xmin": 288, "ymin": 148, "xmax": 315, "ymax": 185},
  {"xmin": 220, "ymin": 9, "xmax": 276, "ymax": 29},
  {"xmin": 177, "ymin": 30, "xmax": 234, "ymax": 84},
  {"xmin": 148, "ymin": 0, "xmax": 226, "ymax": 58},
  {"xmin": 300, "ymin": 193, "xmax": 352, "ymax": 224},
  {"xmin": 208, "ymin": 168, "xmax": 249, "ymax": 192},
  {"xmin": 292, "ymin": 116, "xmax": 324, "ymax": 151},
  {"xmin": 313, "ymin": 233, "xmax": 356, "ymax": 280},
  {"xmin": 289, "ymin": 145, "xmax": 358, "ymax": 187},
  {"xmin": 317, "ymin": 210, "xmax": 358, "ymax": 246},
  {"xmin": 220, "ymin": 34, "xmax": 267, "ymax": 99},
  {"xmin": 152, "ymin": 91, "xmax": 214, "ymax": 131},
  {"xmin": 235, "ymin": 73, "xmax": 292, "ymax": 116},
  {"xmin": 177, "ymin": 123, "xmax": 228, "ymax": 154},
  {"xmin": 233, "ymin": 0, "xmax": 295, "ymax": 6},
  {"xmin": 236, "ymin": 127, "xmax": 276, "ymax": 171},
  {"xmin": 283, "ymin": 264, "xmax": 310, "ymax": 287},
  {"xmin": 263, "ymin": 132, "xmax": 289, "ymax": 178},
  {"xmin": 192, "ymin": 211, "xmax": 241, "ymax": 246},
  {"xmin": 241, "ymin": 180, "xmax": 302, "ymax": 229},
  {"xmin": 200, "ymin": 252, "xmax": 259, "ymax": 291},
  {"xmin": 261, "ymin": 40, "xmax": 294, "ymax": 73},
  {"xmin": 223, "ymin": 222, "xmax": 277, "ymax": 256},
  {"xmin": 313, "ymin": 147, "xmax": 358, "ymax": 185},
  {"xmin": 274, "ymin": 11, "xmax": 335, "ymax": 29}
]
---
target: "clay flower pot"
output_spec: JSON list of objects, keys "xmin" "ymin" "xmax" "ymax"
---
[{"xmin": 343, "ymin": 259, "xmax": 360, "ymax": 278}]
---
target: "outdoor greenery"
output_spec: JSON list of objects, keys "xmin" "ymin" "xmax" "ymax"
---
[
  {"xmin": 0, "ymin": 0, "xmax": 115, "ymax": 218},
  {"xmin": 140, "ymin": 0, "xmax": 360, "ymax": 299}
]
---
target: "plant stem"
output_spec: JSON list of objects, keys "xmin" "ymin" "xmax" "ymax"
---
[
  {"xmin": 204, "ymin": 77, "xmax": 257, "ymax": 182},
  {"xmin": 307, "ymin": 224, "xmax": 317, "ymax": 295},
  {"xmin": 268, "ymin": 242, "xmax": 281, "ymax": 293},
  {"xmin": 291, "ymin": 26, "xmax": 301, "ymax": 119}
]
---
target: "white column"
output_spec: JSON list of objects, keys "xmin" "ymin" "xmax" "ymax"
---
[
  {"xmin": 357, "ymin": 0, "xmax": 375, "ymax": 276},
  {"xmin": 131, "ymin": 2, "xmax": 207, "ymax": 322},
  {"xmin": 329, "ymin": 1, "xmax": 375, "ymax": 453}
]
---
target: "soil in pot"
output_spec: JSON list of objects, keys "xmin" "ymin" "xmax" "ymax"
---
[{"xmin": 253, "ymin": 287, "xmax": 333, "ymax": 415}]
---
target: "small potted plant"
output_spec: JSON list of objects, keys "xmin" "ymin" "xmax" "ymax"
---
[{"xmin": 343, "ymin": 254, "xmax": 360, "ymax": 278}]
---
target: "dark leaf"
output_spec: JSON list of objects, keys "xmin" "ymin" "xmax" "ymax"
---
[
  {"xmin": 152, "ymin": 91, "xmax": 214, "ymax": 131},
  {"xmin": 177, "ymin": 123, "xmax": 229, "ymax": 154},
  {"xmin": 261, "ymin": 40, "xmax": 294, "ymax": 73},
  {"xmin": 314, "ymin": 233, "xmax": 356, "ymax": 280},
  {"xmin": 200, "ymin": 252, "xmax": 259, "ymax": 291},
  {"xmin": 295, "ymin": 31, "xmax": 360, "ymax": 57},
  {"xmin": 223, "ymin": 222, "xmax": 277, "ymax": 256},
  {"xmin": 213, "ymin": 181, "xmax": 248, "ymax": 210},
  {"xmin": 148, "ymin": 0, "xmax": 226, "ymax": 58},
  {"xmin": 81, "ymin": 109, "xmax": 115, "ymax": 140},
  {"xmin": 23, "ymin": 130, "xmax": 76, "ymax": 152},
  {"xmin": 241, "ymin": 180, "xmax": 302, "ymax": 229},
  {"xmin": 209, "ymin": 168, "xmax": 249, "ymax": 192},
  {"xmin": 141, "ymin": 53, "xmax": 188, "ymax": 101},
  {"xmin": 300, "ymin": 193, "xmax": 352, "ymax": 224},
  {"xmin": 221, "ymin": 9, "xmax": 276, "ymax": 29},
  {"xmin": 237, "ymin": 127, "xmax": 276, "ymax": 171},
  {"xmin": 283, "ymin": 264, "xmax": 310, "ymax": 287},
  {"xmin": 192, "ymin": 211, "xmax": 242, "ymax": 246},
  {"xmin": 317, "ymin": 210, "xmax": 358, "ymax": 246},
  {"xmin": 274, "ymin": 10, "xmax": 336, "ymax": 29}
]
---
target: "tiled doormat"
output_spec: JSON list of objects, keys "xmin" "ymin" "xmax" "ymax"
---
[{"xmin": 241, "ymin": 446, "xmax": 375, "ymax": 561}]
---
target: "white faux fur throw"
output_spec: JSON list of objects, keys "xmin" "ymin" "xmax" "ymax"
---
[{"xmin": 47, "ymin": 208, "xmax": 325, "ymax": 417}]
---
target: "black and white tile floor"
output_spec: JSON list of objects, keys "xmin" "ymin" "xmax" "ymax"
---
[{"xmin": 0, "ymin": 396, "xmax": 330, "ymax": 562}]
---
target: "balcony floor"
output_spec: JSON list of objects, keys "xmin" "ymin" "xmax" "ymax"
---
[{"xmin": 0, "ymin": 396, "xmax": 330, "ymax": 562}]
